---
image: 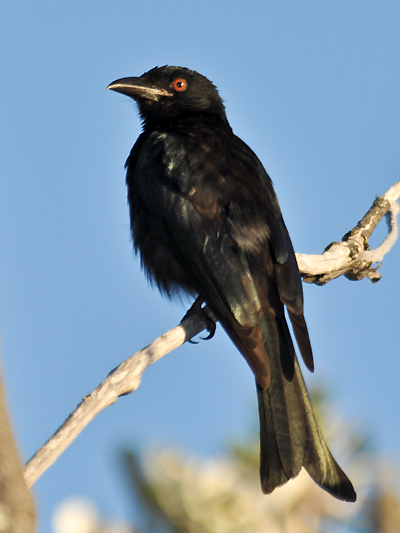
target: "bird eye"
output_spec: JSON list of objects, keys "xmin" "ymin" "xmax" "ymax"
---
[{"xmin": 173, "ymin": 78, "xmax": 188, "ymax": 92}]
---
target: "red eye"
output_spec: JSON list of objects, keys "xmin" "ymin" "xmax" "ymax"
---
[{"xmin": 173, "ymin": 78, "xmax": 188, "ymax": 92}]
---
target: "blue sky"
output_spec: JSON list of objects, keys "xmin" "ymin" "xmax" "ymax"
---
[{"xmin": 1, "ymin": 1, "xmax": 400, "ymax": 531}]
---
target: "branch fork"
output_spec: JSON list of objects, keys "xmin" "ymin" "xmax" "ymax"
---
[{"xmin": 296, "ymin": 181, "xmax": 400, "ymax": 285}]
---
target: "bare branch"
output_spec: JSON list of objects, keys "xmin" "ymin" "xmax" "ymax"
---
[
  {"xmin": 296, "ymin": 180, "xmax": 400, "ymax": 285},
  {"xmin": 23, "ymin": 181, "xmax": 400, "ymax": 487},
  {"xmin": 23, "ymin": 312, "xmax": 208, "ymax": 488}
]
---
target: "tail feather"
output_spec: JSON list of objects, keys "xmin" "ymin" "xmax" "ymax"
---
[
  {"xmin": 294, "ymin": 359, "xmax": 357, "ymax": 501},
  {"xmin": 264, "ymin": 317, "xmax": 306, "ymax": 479},
  {"xmin": 257, "ymin": 339, "xmax": 356, "ymax": 502},
  {"xmin": 218, "ymin": 278, "xmax": 356, "ymax": 501},
  {"xmin": 257, "ymin": 383, "xmax": 290, "ymax": 492}
]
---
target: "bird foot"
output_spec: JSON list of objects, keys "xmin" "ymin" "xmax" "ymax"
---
[{"xmin": 180, "ymin": 297, "xmax": 217, "ymax": 343}]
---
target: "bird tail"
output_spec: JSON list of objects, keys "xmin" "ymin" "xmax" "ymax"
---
[
  {"xmin": 219, "ymin": 307, "xmax": 356, "ymax": 501},
  {"xmin": 256, "ymin": 313, "xmax": 356, "ymax": 501}
]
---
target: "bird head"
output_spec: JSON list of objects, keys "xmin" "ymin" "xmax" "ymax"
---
[{"xmin": 107, "ymin": 66, "xmax": 227, "ymax": 126}]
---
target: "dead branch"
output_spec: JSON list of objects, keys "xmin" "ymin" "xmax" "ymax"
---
[
  {"xmin": 23, "ymin": 311, "xmax": 208, "ymax": 488},
  {"xmin": 23, "ymin": 181, "xmax": 399, "ymax": 488},
  {"xmin": 296, "ymin": 181, "xmax": 400, "ymax": 285}
]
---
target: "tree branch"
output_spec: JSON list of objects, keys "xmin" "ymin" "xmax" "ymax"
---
[
  {"xmin": 23, "ymin": 312, "xmax": 208, "ymax": 488},
  {"xmin": 296, "ymin": 180, "xmax": 400, "ymax": 285},
  {"xmin": 23, "ymin": 181, "xmax": 400, "ymax": 488}
]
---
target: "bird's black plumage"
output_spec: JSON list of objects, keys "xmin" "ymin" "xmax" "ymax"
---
[{"xmin": 108, "ymin": 65, "xmax": 356, "ymax": 501}]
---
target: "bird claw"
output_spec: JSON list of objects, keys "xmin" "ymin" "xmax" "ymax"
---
[
  {"xmin": 200, "ymin": 321, "xmax": 216, "ymax": 341},
  {"xmin": 180, "ymin": 297, "xmax": 217, "ymax": 342}
]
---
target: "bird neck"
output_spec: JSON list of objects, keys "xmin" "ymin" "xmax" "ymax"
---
[{"xmin": 141, "ymin": 111, "xmax": 231, "ymax": 134}]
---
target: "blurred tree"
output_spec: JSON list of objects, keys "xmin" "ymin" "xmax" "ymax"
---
[
  {"xmin": 120, "ymin": 389, "xmax": 400, "ymax": 533},
  {"xmin": 0, "ymin": 364, "xmax": 35, "ymax": 532},
  {"xmin": 51, "ymin": 388, "xmax": 400, "ymax": 533},
  {"xmin": 52, "ymin": 497, "xmax": 135, "ymax": 533}
]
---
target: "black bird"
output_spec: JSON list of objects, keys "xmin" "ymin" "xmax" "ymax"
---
[{"xmin": 108, "ymin": 66, "xmax": 356, "ymax": 502}]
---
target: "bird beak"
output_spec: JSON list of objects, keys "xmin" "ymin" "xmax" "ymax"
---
[{"xmin": 107, "ymin": 77, "xmax": 173, "ymax": 101}]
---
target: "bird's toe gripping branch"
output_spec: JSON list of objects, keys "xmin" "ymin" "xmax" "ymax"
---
[{"xmin": 180, "ymin": 297, "xmax": 217, "ymax": 343}]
